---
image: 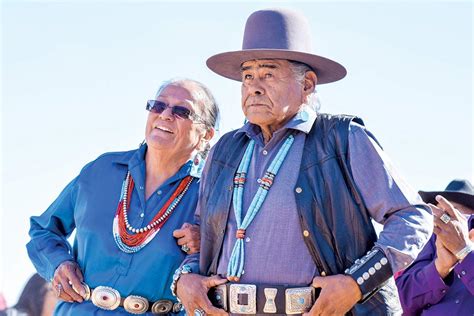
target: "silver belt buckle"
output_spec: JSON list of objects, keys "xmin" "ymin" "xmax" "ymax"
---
[
  {"xmin": 229, "ymin": 284, "xmax": 257, "ymax": 314},
  {"xmin": 285, "ymin": 287, "xmax": 315, "ymax": 314}
]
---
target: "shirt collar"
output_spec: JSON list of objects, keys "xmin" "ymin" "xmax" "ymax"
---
[{"xmin": 234, "ymin": 106, "xmax": 317, "ymax": 139}]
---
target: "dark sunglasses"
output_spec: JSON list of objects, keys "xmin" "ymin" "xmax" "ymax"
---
[{"xmin": 146, "ymin": 100, "xmax": 200, "ymax": 121}]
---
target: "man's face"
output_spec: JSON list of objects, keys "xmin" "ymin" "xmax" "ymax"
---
[{"xmin": 240, "ymin": 59, "xmax": 305, "ymax": 132}]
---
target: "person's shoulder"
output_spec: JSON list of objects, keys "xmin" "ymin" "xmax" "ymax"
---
[
  {"xmin": 317, "ymin": 113, "xmax": 365, "ymax": 128},
  {"xmin": 79, "ymin": 148, "xmax": 138, "ymax": 174},
  {"xmin": 215, "ymin": 129, "xmax": 240, "ymax": 143}
]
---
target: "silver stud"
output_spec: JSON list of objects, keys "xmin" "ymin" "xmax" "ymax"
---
[{"xmin": 295, "ymin": 187, "xmax": 302, "ymax": 193}]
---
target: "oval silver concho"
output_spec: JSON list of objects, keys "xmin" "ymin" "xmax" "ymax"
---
[
  {"xmin": 151, "ymin": 300, "xmax": 173, "ymax": 314},
  {"xmin": 91, "ymin": 286, "xmax": 121, "ymax": 310},
  {"xmin": 124, "ymin": 295, "xmax": 149, "ymax": 314}
]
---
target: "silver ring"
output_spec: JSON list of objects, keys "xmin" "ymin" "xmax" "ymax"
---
[
  {"xmin": 194, "ymin": 308, "xmax": 205, "ymax": 316},
  {"xmin": 56, "ymin": 283, "xmax": 62, "ymax": 297},
  {"xmin": 440, "ymin": 213, "xmax": 451, "ymax": 224},
  {"xmin": 181, "ymin": 244, "xmax": 190, "ymax": 253}
]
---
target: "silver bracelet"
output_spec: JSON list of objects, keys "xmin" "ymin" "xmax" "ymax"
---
[
  {"xmin": 455, "ymin": 242, "xmax": 474, "ymax": 262},
  {"xmin": 170, "ymin": 264, "xmax": 192, "ymax": 298}
]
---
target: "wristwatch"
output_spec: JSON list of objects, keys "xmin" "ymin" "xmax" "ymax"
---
[{"xmin": 170, "ymin": 264, "xmax": 193, "ymax": 298}]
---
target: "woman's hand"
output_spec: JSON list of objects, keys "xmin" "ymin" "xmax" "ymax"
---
[
  {"xmin": 173, "ymin": 222, "xmax": 200, "ymax": 254},
  {"xmin": 51, "ymin": 260, "xmax": 87, "ymax": 303}
]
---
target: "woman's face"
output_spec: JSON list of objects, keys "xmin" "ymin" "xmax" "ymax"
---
[{"xmin": 145, "ymin": 84, "xmax": 208, "ymax": 158}]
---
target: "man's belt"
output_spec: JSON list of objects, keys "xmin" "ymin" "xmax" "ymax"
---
[
  {"xmin": 80, "ymin": 284, "xmax": 182, "ymax": 314},
  {"xmin": 208, "ymin": 283, "xmax": 320, "ymax": 315}
]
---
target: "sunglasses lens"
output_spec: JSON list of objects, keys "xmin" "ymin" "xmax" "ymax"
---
[
  {"xmin": 146, "ymin": 100, "xmax": 196, "ymax": 121},
  {"xmin": 147, "ymin": 100, "xmax": 167, "ymax": 113},
  {"xmin": 172, "ymin": 106, "xmax": 192, "ymax": 120}
]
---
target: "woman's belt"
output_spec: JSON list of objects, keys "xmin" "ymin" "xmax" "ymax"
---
[
  {"xmin": 208, "ymin": 283, "xmax": 321, "ymax": 315},
  {"xmin": 80, "ymin": 284, "xmax": 182, "ymax": 314}
]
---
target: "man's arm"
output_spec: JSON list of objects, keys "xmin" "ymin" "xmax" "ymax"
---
[{"xmin": 348, "ymin": 122, "xmax": 433, "ymax": 273}]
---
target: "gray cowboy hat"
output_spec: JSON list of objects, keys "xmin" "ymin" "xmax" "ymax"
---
[
  {"xmin": 419, "ymin": 179, "xmax": 474, "ymax": 209},
  {"xmin": 206, "ymin": 8, "xmax": 347, "ymax": 84}
]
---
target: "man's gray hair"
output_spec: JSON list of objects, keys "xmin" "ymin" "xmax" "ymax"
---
[{"xmin": 288, "ymin": 61, "xmax": 321, "ymax": 112}]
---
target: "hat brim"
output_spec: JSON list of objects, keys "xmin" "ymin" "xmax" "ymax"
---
[
  {"xmin": 206, "ymin": 49, "xmax": 347, "ymax": 85},
  {"xmin": 418, "ymin": 190, "xmax": 474, "ymax": 209}
]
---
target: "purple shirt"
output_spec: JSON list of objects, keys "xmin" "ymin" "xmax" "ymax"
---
[
  {"xmin": 396, "ymin": 215, "xmax": 474, "ymax": 315},
  {"xmin": 189, "ymin": 108, "xmax": 432, "ymax": 286}
]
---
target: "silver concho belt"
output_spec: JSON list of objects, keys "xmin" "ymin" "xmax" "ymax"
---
[{"xmin": 78, "ymin": 284, "xmax": 182, "ymax": 314}]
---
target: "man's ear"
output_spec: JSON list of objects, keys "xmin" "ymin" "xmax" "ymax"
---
[
  {"xmin": 203, "ymin": 128, "xmax": 215, "ymax": 142},
  {"xmin": 303, "ymin": 71, "xmax": 317, "ymax": 94}
]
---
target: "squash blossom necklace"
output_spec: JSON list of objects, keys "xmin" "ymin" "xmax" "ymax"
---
[
  {"xmin": 113, "ymin": 171, "xmax": 193, "ymax": 253},
  {"xmin": 227, "ymin": 134, "xmax": 295, "ymax": 281}
]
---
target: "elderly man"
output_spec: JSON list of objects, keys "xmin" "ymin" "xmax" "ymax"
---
[
  {"xmin": 396, "ymin": 179, "xmax": 474, "ymax": 315},
  {"xmin": 172, "ymin": 8, "xmax": 432, "ymax": 315}
]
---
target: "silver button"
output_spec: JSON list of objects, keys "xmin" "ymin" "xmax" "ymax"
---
[
  {"xmin": 455, "ymin": 299, "xmax": 460, "ymax": 304},
  {"xmin": 262, "ymin": 150, "xmax": 268, "ymax": 155},
  {"xmin": 257, "ymin": 179, "xmax": 262, "ymax": 184},
  {"xmin": 245, "ymin": 237, "xmax": 251, "ymax": 243},
  {"xmin": 295, "ymin": 187, "xmax": 302, "ymax": 193},
  {"xmin": 461, "ymin": 270, "xmax": 466, "ymax": 276},
  {"xmin": 157, "ymin": 190, "xmax": 162, "ymax": 195},
  {"xmin": 140, "ymin": 213, "xmax": 144, "ymax": 218}
]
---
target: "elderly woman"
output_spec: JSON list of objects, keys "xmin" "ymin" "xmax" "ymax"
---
[{"xmin": 26, "ymin": 78, "xmax": 218, "ymax": 315}]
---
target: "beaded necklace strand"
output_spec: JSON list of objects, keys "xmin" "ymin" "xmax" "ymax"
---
[
  {"xmin": 227, "ymin": 134, "xmax": 295, "ymax": 281},
  {"xmin": 112, "ymin": 171, "xmax": 193, "ymax": 253}
]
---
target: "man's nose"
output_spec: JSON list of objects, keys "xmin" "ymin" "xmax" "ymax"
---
[
  {"xmin": 159, "ymin": 106, "xmax": 174, "ymax": 120},
  {"xmin": 248, "ymin": 81, "xmax": 265, "ymax": 96}
]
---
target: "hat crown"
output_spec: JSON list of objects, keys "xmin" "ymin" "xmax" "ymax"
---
[
  {"xmin": 445, "ymin": 179, "xmax": 474, "ymax": 195},
  {"xmin": 242, "ymin": 9, "xmax": 313, "ymax": 53}
]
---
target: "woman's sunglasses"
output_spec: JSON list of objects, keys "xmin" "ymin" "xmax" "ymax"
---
[{"xmin": 146, "ymin": 100, "xmax": 201, "ymax": 122}]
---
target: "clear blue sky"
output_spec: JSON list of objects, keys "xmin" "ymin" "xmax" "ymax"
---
[{"xmin": 1, "ymin": 0, "xmax": 472, "ymax": 305}]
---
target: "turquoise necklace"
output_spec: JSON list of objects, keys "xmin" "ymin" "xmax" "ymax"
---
[{"xmin": 227, "ymin": 134, "xmax": 295, "ymax": 281}]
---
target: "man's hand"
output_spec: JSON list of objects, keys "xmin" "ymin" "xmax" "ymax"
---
[
  {"xmin": 303, "ymin": 274, "xmax": 361, "ymax": 316},
  {"xmin": 173, "ymin": 222, "xmax": 200, "ymax": 254},
  {"xmin": 431, "ymin": 196, "xmax": 470, "ymax": 255},
  {"xmin": 176, "ymin": 273, "xmax": 228, "ymax": 315},
  {"xmin": 51, "ymin": 260, "xmax": 87, "ymax": 303}
]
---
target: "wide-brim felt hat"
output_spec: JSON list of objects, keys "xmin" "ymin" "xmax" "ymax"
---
[
  {"xmin": 419, "ymin": 179, "xmax": 474, "ymax": 209},
  {"xmin": 206, "ymin": 8, "xmax": 347, "ymax": 84}
]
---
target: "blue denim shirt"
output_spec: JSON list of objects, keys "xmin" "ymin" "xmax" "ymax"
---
[{"xmin": 27, "ymin": 144, "xmax": 198, "ymax": 315}]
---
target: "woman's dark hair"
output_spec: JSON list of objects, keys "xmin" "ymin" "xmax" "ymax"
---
[{"xmin": 13, "ymin": 274, "xmax": 49, "ymax": 316}]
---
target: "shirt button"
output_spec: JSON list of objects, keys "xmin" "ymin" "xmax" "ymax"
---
[
  {"xmin": 461, "ymin": 270, "xmax": 466, "ymax": 276},
  {"xmin": 245, "ymin": 237, "xmax": 251, "ymax": 243},
  {"xmin": 321, "ymin": 271, "xmax": 326, "ymax": 276},
  {"xmin": 140, "ymin": 213, "xmax": 144, "ymax": 218},
  {"xmin": 303, "ymin": 230, "xmax": 310, "ymax": 237},
  {"xmin": 157, "ymin": 190, "xmax": 162, "ymax": 195},
  {"xmin": 257, "ymin": 179, "xmax": 262, "ymax": 184},
  {"xmin": 262, "ymin": 150, "xmax": 268, "ymax": 155},
  {"xmin": 455, "ymin": 299, "xmax": 460, "ymax": 304},
  {"xmin": 441, "ymin": 289, "xmax": 446, "ymax": 293},
  {"xmin": 295, "ymin": 187, "xmax": 303, "ymax": 193}
]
